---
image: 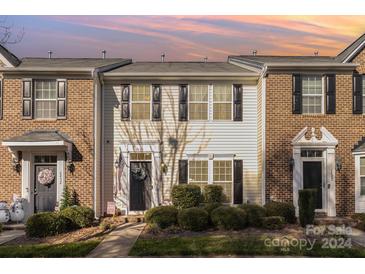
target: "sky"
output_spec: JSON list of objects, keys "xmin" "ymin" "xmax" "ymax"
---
[{"xmin": 2, "ymin": 16, "xmax": 365, "ymax": 61}]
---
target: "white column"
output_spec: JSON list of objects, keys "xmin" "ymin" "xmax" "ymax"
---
[
  {"xmin": 152, "ymin": 151, "xmax": 161, "ymax": 207},
  {"xmin": 56, "ymin": 152, "xmax": 65, "ymax": 204},
  {"xmin": 293, "ymin": 147, "xmax": 302, "ymax": 216},
  {"xmin": 327, "ymin": 147, "xmax": 336, "ymax": 217},
  {"xmin": 21, "ymin": 151, "xmax": 32, "ymax": 218}
]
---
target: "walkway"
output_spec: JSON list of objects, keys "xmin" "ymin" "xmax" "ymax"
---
[
  {"xmin": 87, "ymin": 222, "xmax": 145, "ymax": 258},
  {"xmin": 0, "ymin": 229, "xmax": 25, "ymax": 245},
  {"xmin": 350, "ymin": 227, "xmax": 365, "ymax": 247}
]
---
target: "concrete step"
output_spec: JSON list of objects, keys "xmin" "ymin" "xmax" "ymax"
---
[
  {"xmin": 314, "ymin": 217, "xmax": 357, "ymax": 226},
  {"xmin": 2, "ymin": 223, "xmax": 25, "ymax": 231},
  {"xmin": 122, "ymin": 215, "xmax": 145, "ymax": 223}
]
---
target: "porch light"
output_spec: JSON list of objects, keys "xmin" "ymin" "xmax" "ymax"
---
[
  {"xmin": 66, "ymin": 161, "xmax": 75, "ymax": 173},
  {"xmin": 289, "ymin": 157, "xmax": 295, "ymax": 171},
  {"xmin": 12, "ymin": 158, "xmax": 21, "ymax": 173},
  {"xmin": 335, "ymin": 156, "xmax": 342, "ymax": 172}
]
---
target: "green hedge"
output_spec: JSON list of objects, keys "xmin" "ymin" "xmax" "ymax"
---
[
  {"xmin": 265, "ymin": 201, "xmax": 296, "ymax": 224},
  {"xmin": 145, "ymin": 206, "xmax": 178, "ymax": 229},
  {"xmin": 171, "ymin": 185, "xmax": 202, "ymax": 209},
  {"xmin": 26, "ymin": 212, "xmax": 73, "ymax": 238},
  {"xmin": 239, "ymin": 204, "xmax": 266, "ymax": 227},
  {"xmin": 262, "ymin": 216, "xmax": 285, "ymax": 230},
  {"xmin": 298, "ymin": 189, "xmax": 317, "ymax": 227},
  {"xmin": 211, "ymin": 206, "xmax": 247, "ymax": 230},
  {"xmin": 178, "ymin": 207, "xmax": 209, "ymax": 231},
  {"xmin": 203, "ymin": 185, "xmax": 223, "ymax": 203},
  {"xmin": 60, "ymin": 206, "xmax": 94, "ymax": 228}
]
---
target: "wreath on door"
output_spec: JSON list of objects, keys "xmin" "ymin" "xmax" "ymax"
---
[
  {"xmin": 131, "ymin": 166, "xmax": 148, "ymax": 181},
  {"xmin": 38, "ymin": 168, "xmax": 55, "ymax": 186}
]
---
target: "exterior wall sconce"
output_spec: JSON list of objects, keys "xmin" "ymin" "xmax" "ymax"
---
[
  {"xmin": 335, "ymin": 156, "xmax": 342, "ymax": 172},
  {"xmin": 289, "ymin": 157, "xmax": 295, "ymax": 171},
  {"xmin": 66, "ymin": 161, "xmax": 75, "ymax": 173},
  {"xmin": 161, "ymin": 162, "xmax": 168, "ymax": 174},
  {"xmin": 12, "ymin": 158, "xmax": 21, "ymax": 173}
]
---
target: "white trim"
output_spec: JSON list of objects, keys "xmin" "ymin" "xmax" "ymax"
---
[
  {"xmin": 343, "ymin": 40, "xmax": 365, "ymax": 63},
  {"xmin": 354, "ymin": 154, "xmax": 365, "ymax": 213},
  {"xmin": 0, "ymin": 53, "xmax": 14, "ymax": 68},
  {"xmin": 2, "ymin": 141, "xmax": 67, "ymax": 147},
  {"xmin": 261, "ymin": 77, "xmax": 266, "ymax": 206}
]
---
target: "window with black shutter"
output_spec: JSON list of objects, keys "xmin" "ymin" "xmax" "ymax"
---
[
  {"xmin": 0, "ymin": 80, "xmax": 2, "ymax": 120},
  {"xmin": 178, "ymin": 160, "xmax": 188, "ymax": 184},
  {"xmin": 152, "ymin": 84, "xmax": 161, "ymax": 121},
  {"xmin": 353, "ymin": 73, "xmax": 363, "ymax": 114},
  {"xmin": 292, "ymin": 74, "xmax": 302, "ymax": 114},
  {"xmin": 22, "ymin": 79, "xmax": 33, "ymax": 119},
  {"xmin": 57, "ymin": 80, "xmax": 67, "ymax": 119},
  {"xmin": 121, "ymin": 85, "xmax": 130, "ymax": 120},
  {"xmin": 233, "ymin": 84, "xmax": 243, "ymax": 121},
  {"xmin": 325, "ymin": 74, "xmax": 336, "ymax": 114},
  {"xmin": 179, "ymin": 85, "xmax": 188, "ymax": 121},
  {"xmin": 233, "ymin": 160, "xmax": 243, "ymax": 204}
]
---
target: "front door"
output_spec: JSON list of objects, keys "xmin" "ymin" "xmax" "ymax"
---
[
  {"xmin": 34, "ymin": 165, "xmax": 57, "ymax": 212},
  {"xmin": 303, "ymin": 161, "xmax": 322, "ymax": 209},
  {"xmin": 130, "ymin": 162, "xmax": 152, "ymax": 211}
]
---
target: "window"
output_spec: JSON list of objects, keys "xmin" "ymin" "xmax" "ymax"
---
[
  {"xmin": 360, "ymin": 157, "xmax": 365, "ymax": 196},
  {"xmin": 34, "ymin": 80, "xmax": 57, "ymax": 119},
  {"xmin": 213, "ymin": 85, "xmax": 232, "ymax": 120},
  {"xmin": 213, "ymin": 160, "xmax": 232, "ymax": 202},
  {"xmin": 301, "ymin": 149, "xmax": 323, "ymax": 158},
  {"xmin": 302, "ymin": 76, "xmax": 323, "ymax": 114},
  {"xmin": 34, "ymin": 155, "xmax": 57, "ymax": 163},
  {"xmin": 188, "ymin": 160, "xmax": 208, "ymax": 189},
  {"xmin": 130, "ymin": 152, "xmax": 152, "ymax": 161},
  {"xmin": 131, "ymin": 85, "xmax": 150, "ymax": 120},
  {"xmin": 362, "ymin": 76, "xmax": 365, "ymax": 114},
  {"xmin": 189, "ymin": 85, "xmax": 208, "ymax": 120}
]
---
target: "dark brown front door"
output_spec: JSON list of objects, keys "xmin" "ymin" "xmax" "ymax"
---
[
  {"xmin": 34, "ymin": 165, "xmax": 57, "ymax": 213},
  {"xmin": 303, "ymin": 161, "xmax": 322, "ymax": 209},
  {"xmin": 130, "ymin": 162, "xmax": 152, "ymax": 211}
]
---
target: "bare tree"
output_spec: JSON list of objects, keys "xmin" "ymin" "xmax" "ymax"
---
[{"xmin": 0, "ymin": 16, "xmax": 24, "ymax": 46}]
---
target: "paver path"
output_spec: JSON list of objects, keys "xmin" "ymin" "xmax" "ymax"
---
[
  {"xmin": 350, "ymin": 227, "xmax": 365, "ymax": 247},
  {"xmin": 87, "ymin": 222, "xmax": 145, "ymax": 258},
  {"xmin": 0, "ymin": 229, "xmax": 25, "ymax": 245}
]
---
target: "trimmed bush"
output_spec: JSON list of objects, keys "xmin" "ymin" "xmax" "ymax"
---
[
  {"xmin": 171, "ymin": 185, "xmax": 201, "ymax": 209},
  {"xmin": 203, "ymin": 185, "xmax": 224, "ymax": 203},
  {"xmin": 25, "ymin": 212, "xmax": 72, "ymax": 237},
  {"xmin": 265, "ymin": 201, "xmax": 296, "ymax": 224},
  {"xmin": 178, "ymin": 207, "xmax": 209, "ymax": 231},
  {"xmin": 211, "ymin": 206, "xmax": 247, "ymax": 230},
  {"xmin": 145, "ymin": 206, "xmax": 178, "ymax": 229},
  {"xmin": 239, "ymin": 204, "xmax": 266, "ymax": 227},
  {"xmin": 60, "ymin": 206, "xmax": 94, "ymax": 228},
  {"xmin": 262, "ymin": 216, "xmax": 285, "ymax": 230},
  {"xmin": 298, "ymin": 189, "xmax": 317, "ymax": 227}
]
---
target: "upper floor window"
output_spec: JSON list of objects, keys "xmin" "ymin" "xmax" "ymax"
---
[
  {"xmin": 131, "ymin": 84, "xmax": 151, "ymax": 120},
  {"xmin": 213, "ymin": 85, "xmax": 232, "ymax": 120},
  {"xmin": 302, "ymin": 75, "xmax": 323, "ymax": 114},
  {"xmin": 34, "ymin": 80, "xmax": 57, "ymax": 119},
  {"xmin": 189, "ymin": 85, "xmax": 208, "ymax": 120}
]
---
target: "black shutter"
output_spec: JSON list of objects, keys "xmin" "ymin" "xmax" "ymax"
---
[
  {"xmin": 121, "ymin": 85, "xmax": 130, "ymax": 120},
  {"xmin": 233, "ymin": 84, "xmax": 243, "ymax": 121},
  {"xmin": 326, "ymin": 74, "xmax": 336, "ymax": 114},
  {"xmin": 178, "ymin": 160, "xmax": 188, "ymax": 184},
  {"xmin": 22, "ymin": 79, "xmax": 32, "ymax": 119},
  {"xmin": 233, "ymin": 160, "xmax": 243, "ymax": 204},
  {"xmin": 0, "ymin": 80, "xmax": 2, "ymax": 119},
  {"xmin": 57, "ymin": 80, "xmax": 67, "ymax": 119},
  {"xmin": 152, "ymin": 85, "xmax": 161, "ymax": 121},
  {"xmin": 353, "ymin": 73, "xmax": 363, "ymax": 114},
  {"xmin": 179, "ymin": 85, "xmax": 188, "ymax": 121},
  {"xmin": 292, "ymin": 74, "xmax": 302, "ymax": 114}
]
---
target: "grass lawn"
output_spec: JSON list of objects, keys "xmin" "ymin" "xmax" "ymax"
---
[
  {"xmin": 0, "ymin": 240, "xmax": 101, "ymax": 258},
  {"xmin": 129, "ymin": 235, "xmax": 365, "ymax": 257}
]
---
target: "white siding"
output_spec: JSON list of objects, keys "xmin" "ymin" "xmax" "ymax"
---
[{"xmin": 102, "ymin": 81, "xmax": 260, "ymax": 212}]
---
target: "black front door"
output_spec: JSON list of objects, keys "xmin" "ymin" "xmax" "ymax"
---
[
  {"xmin": 303, "ymin": 161, "xmax": 322, "ymax": 209},
  {"xmin": 34, "ymin": 165, "xmax": 57, "ymax": 213},
  {"xmin": 130, "ymin": 162, "xmax": 152, "ymax": 211}
]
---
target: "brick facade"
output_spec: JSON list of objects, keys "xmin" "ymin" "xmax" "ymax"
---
[
  {"xmin": 264, "ymin": 51, "xmax": 365, "ymax": 216},
  {"xmin": 0, "ymin": 78, "xmax": 94, "ymax": 208}
]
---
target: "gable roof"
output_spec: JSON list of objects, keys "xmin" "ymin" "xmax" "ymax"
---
[
  {"xmin": 2, "ymin": 130, "xmax": 72, "ymax": 143},
  {"xmin": 0, "ymin": 44, "xmax": 21, "ymax": 67},
  {"xmin": 336, "ymin": 33, "xmax": 365, "ymax": 63},
  {"xmin": 352, "ymin": 136, "xmax": 365, "ymax": 153}
]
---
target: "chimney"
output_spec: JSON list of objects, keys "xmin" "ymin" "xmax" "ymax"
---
[
  {"xmin": 102, "ymin": 50, "xmax": 106, "ymax": 59},
  {"xmin": 314, "ymin": 51, "xmax": 319, "ymax": 56},
  {"xmin": 252, "ymin": 50, "xmax": 257, "ymax": 56},
  {"xmin": 48, "ymin": 50, "xmax": 53, "ymax": 59},
  {"xmin": 161, "ymin": 52, "xmax": 165, "ymax": 63},
  {"xmin": 204, "ymin": 57, "xmax": 208, "ymax": 63}
]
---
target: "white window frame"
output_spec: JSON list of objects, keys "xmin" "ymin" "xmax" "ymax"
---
[
  {"xmin": 354, "ymin": 153, "xmax": 365, "ymax": 213},
  {"xmin": 34, "ymin": 80, "xmax": 58, "ymax": 120},
  {"xmin": 301, "ymin": 75, "xmax": 324, "ymax": 115},
  {"xmin": 212, "ymin": 84, "xmax": 233, "ymax": 121},
  {"xmin": 188, "ymin": 84, "xmax": 209, "ymax": 121},
  {"xmin": 130, "ymin": 84, "xmax": 152, "ymax": 120}
]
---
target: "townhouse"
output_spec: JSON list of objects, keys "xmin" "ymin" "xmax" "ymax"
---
[{"xmin": 1, "ymin": 32, "xmax": 365, "ymax": 220}]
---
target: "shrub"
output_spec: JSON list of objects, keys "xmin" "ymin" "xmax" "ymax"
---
[
  {"xmin": 352, "ymin": 213, "xmax": 365, "ymax": 231},
  {"xmin": 203, "ymin": 185, "xmax": 224, "ymax": 203},
  {"xmin": 239, "ymin": 204, "xmax": 266, "ymax": 227},
  {"xmin": 25, "ymin": 212, "xmax": 72, "ymax": 237},
  {"xmin": 298, "ymin": 189, "xmax": 317, "ymax": 227},
  {"xmin": 171, "ymin": 185, "xmax": 201, "ymax": 209},
  {"xmin": 60, "ymin": 206, "xmax": 94, "ymax": 228},
  {"xmin": 145, "ymin": 206, "xmax": 178, "ymax": 229},
  {"xmin": 211, "ymin": 206, "xmax": 247, "ymax": 230},
  {"xmin": 178, "ymin": 207, "xmax": 209, "ymax": 231},
  {"xmin": 0, "ymin": 223, "xmax": 3, "ymax": 234},
  {"xmin": 265, "ymin": 201, "xmax": 296, "ymax": 224},
  {"xmin": 262, "ymin": 216, "xmax": 285, "ymax": 230}
]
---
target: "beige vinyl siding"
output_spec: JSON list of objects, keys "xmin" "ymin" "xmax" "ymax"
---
[{"xmin": 102, "ymin": 81, "xmax": 260, "ymax": 210}]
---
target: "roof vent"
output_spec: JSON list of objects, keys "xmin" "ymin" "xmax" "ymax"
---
[
  {"xmin": 204, "ymin": 57, "xmax": 208, "ymax": 63},
  {"xmin": 252, "ymin": 50, "xmax": 257, "ymax": 56},
  {"xmin": 48, "ymin": 50, "xmax": 53, "ymax": 59},
  {"xmin": 102, "ymin": 50, "xmax": 106, "ymax": 59},
  {"xmin": 161, "ymin": 52, "xmax": 165, "ymax": 63},
  {"xmin": 314, "ymin": 51, "xmax": 319, "ymax": 56}
]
